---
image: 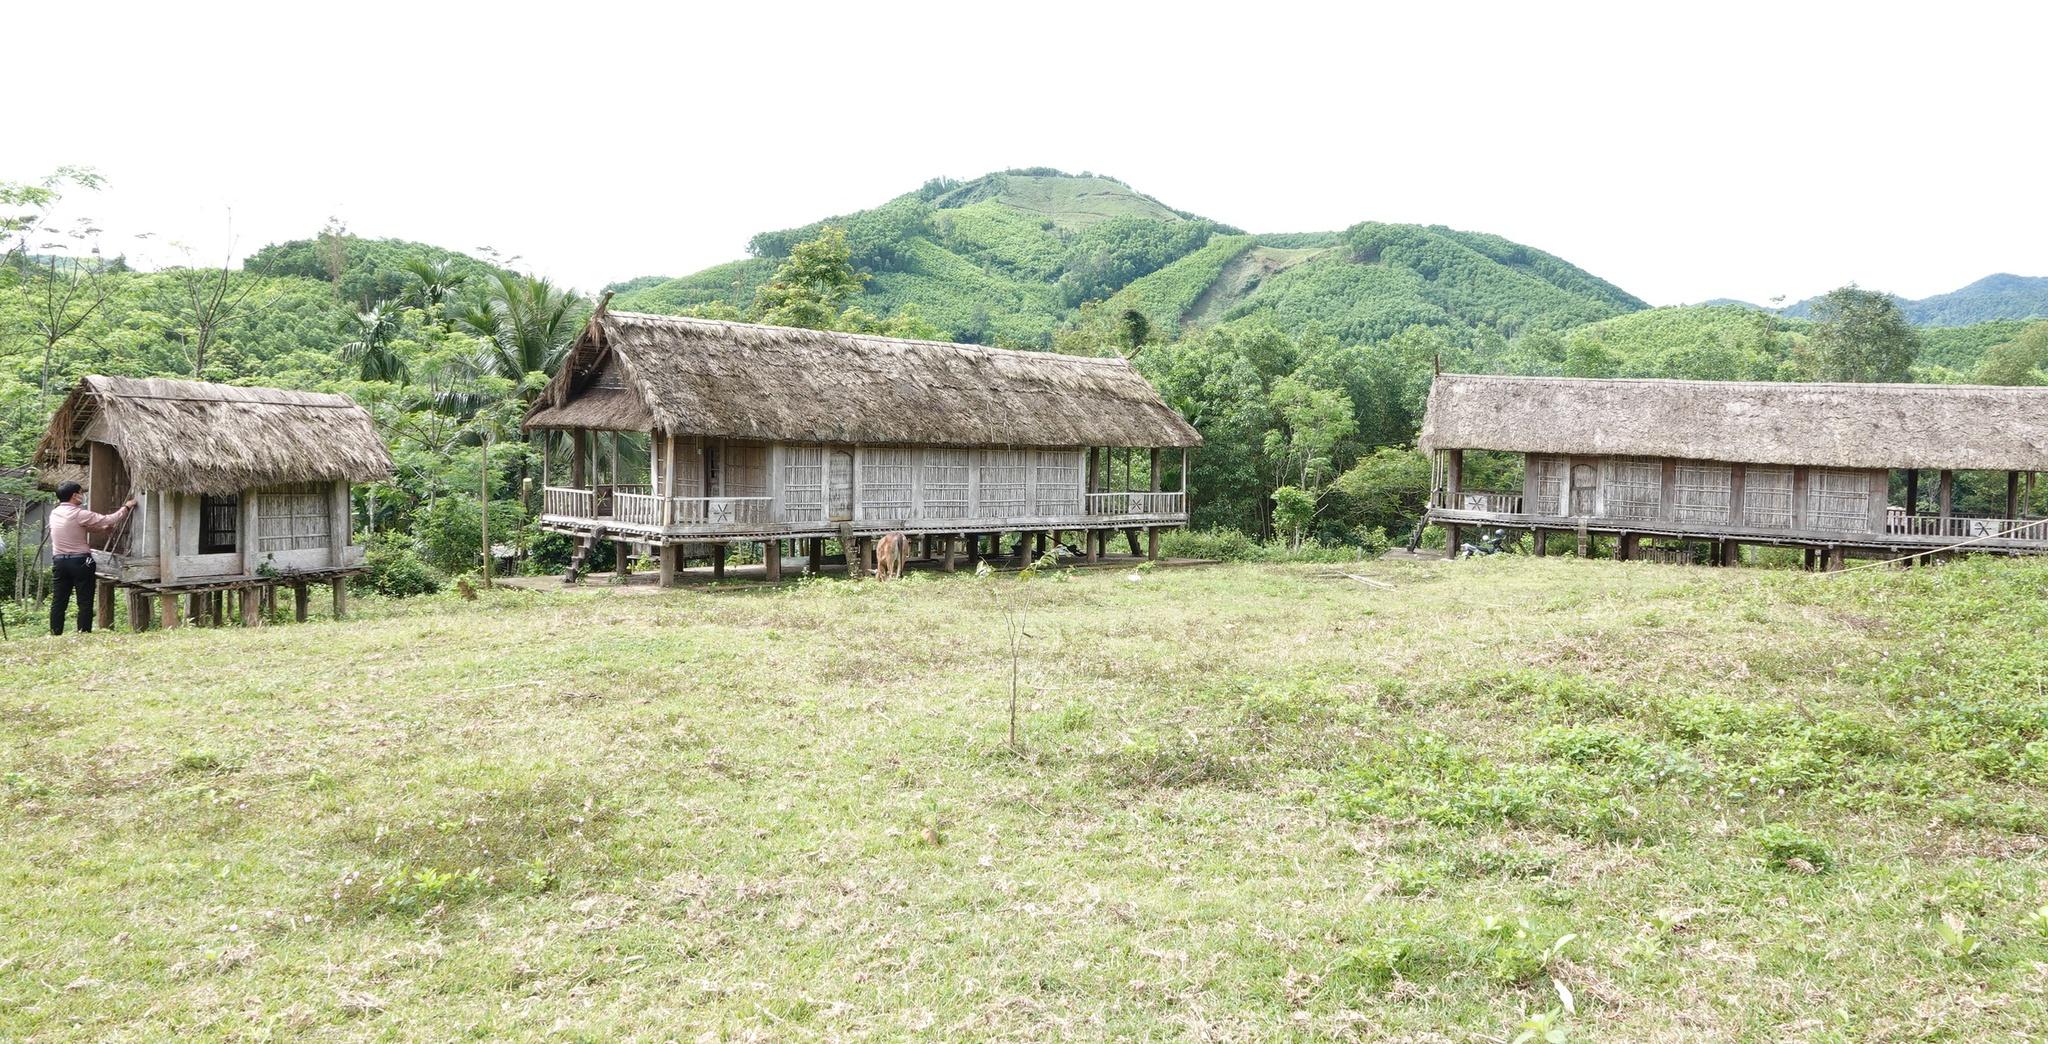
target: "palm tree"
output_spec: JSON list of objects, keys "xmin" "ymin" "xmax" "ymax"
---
[
  {"xmin": 340, "ymin": 302, "xmax": 407, "ymax": 382},
  {"xmin": 457, "ymin": 273, "xmax": 590, "ymax": 508},
  {"xmin": 461, "ymin": 271, "xmax": 586, "ymax": 398},
  {"xmin": 400, "ymin": 256, "xmax": 468, "ymax": 329}
]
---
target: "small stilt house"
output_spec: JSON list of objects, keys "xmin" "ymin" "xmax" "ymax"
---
[
  {"xmin": 521, "ymin": 307, "xmax": 1202, "ymax": 582},
  {"xmin": 34, "ymin": 376, "xmax": 392, "ymax": 627},
  {"xmin": 1419, "ymin": 374, "xmax": 2048, "ymax": 567}
]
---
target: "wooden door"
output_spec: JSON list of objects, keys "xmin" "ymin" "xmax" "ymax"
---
[
  {"xmin": 828, "ymin": 450, "xmax": 854, "ymax": 521},
  {"xmin": 1569, "ymin": 463, "xmax": 1599, "ymax": 516}
]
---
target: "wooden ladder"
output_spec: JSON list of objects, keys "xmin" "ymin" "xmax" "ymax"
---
[{"xmin": 563, "ymin": 527, "xmax": 607, "ymax": 583}]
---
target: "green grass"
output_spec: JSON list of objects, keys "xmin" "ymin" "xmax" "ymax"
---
[
  {"xmin": 981, "ymin": 174, "xmax": 1183, "ymax": 230},
  {"xmin": 8, "ymin": 555, "xmax": 2048, "ymax": 1038}
]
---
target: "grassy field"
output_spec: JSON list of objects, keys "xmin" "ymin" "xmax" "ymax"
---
[{"xmin": 6, "ymin": 556, "xmax": 2048, "ymax": 1040}]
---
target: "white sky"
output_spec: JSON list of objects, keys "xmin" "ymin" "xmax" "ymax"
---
[{"xmin": 13, "ymin": 0, "xmax": 2046, "ymax": 308}]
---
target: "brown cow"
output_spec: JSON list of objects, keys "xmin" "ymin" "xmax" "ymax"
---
[{"xmin": 874, "ymin": 532, "xmax": 909, "ymax": 581}]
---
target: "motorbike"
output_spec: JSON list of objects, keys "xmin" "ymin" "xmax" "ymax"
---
[{"xmin": 1458, "ymin": 528, "xmax": 1512, "ymax": 559}]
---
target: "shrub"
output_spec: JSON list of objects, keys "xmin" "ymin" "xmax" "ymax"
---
[
  {"xmin": 1159, "ymin": 527, "xmax": 1361, "ymax": 563},
  {"xmin": 415, "ymin": 497, "xmax": 528, "ymax": 576},
  {"xmin": 359, "ymin": 533, "xmax": 443, "ymax": 597}
]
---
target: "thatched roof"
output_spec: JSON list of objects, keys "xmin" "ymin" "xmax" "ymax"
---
[
  {"xmin": 34, "ymin": 376, "xmax": 393, "ymax": 495},
  {"xmin": 523, "ymin": 310, "xmax": 1202, "ymax": 448},
  {"xmin": 1420, "ymin": 373, "xmax": 2048, "ymax": 471}
]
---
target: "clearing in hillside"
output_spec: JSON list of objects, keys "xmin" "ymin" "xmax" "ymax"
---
[
  {"xmin": 8, "ymin": 556, "xmax": 2044, "ymax": 1038},
  {"xmin": 1184, "ymin": 244, "xmax": 1332, "ymax": 327},
  {"xmin": 933, "ymin": 173, "xmax": 1187, "ymax": 230}
]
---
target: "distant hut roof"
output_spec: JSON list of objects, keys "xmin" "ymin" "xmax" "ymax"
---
[
  {"xmin": 1419, "ymin": 373, "xmax": 2048, "ymax": 472},
  {"xmin": 523, "ymin": 310, "xmax": 1203, "ymax": 448},
  {"xmin": 34, "ymin": 376, "xmax": 393, "ymax": 495}
]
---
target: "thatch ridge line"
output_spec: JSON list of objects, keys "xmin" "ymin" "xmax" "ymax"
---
[
  {"xmin": 523, "ymin": 313, "xmax": 1203, "ymax": 448},
  {"xmin": 92, "ymin": 391, "xmax": 365, "ymax": 408},
  {"xmin": 1420, "ymin": 372, "xmax": 2048, "ymax": 472},
  {"xmin": 607, "ymin": 310, "xmax": 1141, "ymax": 368},
  {"xmin": 35, "ymin": 375, "xmax": 394, "ymax": 496},
  {"xmin": 1432, "ymin": 372, "xmax": 2048, "ymax": 396}
]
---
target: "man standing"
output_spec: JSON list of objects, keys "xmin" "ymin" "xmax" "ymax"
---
[{"xmin": 47, "ymin": 480, "xmax": 135, "ymax": 636}]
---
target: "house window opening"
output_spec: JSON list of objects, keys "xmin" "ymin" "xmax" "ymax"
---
[{"xmin": 199, "ymin": 494, "xmax": 239, "ymax": 554}]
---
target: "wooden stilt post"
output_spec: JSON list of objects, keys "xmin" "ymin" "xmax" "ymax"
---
[
  {"xmin": 1803, "ymin": 547, "xmax": 1818, "ymax": 571},
  {"xmin": 1532, "ymin": 529, "xmax": 1547, "ymax": 557},
  {"xmin": 1827, "ymin": 546, "xmax": 1847, "ymax": 572},
  {"xmin": 764, "ymin": 539, "xmax": 782, "ymax": 582},
  {"xmin": 161, "ymin": 591, "xmax": 180, "ymax": 629},
  {"xmin": 331, "ymin": 577, "xmax": 348, "ymax": 620},
  {"xmin": 127, "ymin": 590, "xmax": 148, "ymax": 633},
  {"xmin": 658, "ymin": 544, "xmax": 677, "ymax": 588},
  {"xmin": 1446, "ymin": 524, "xmax": 1462, "ymax": 558},
  {"xmin": 1147, "ymin": 526, "xmax": 1160, "ymax": 561},
  {"xmin": 294, "ymin": 583, "xmax": 309, "ymax": 622},
  {"xmin": 1617, "ymin": 532, "xmax": 1636, "ymax": 562},
  {"xmin": 1905, "ymin": 469, "xmax": 1918, "ymax": 516},
  {"xmin": 942, "ymin": 534, "xmax": 957, "ymax": 572},
  {"xmin": 1085, "ymin": 527, "xmax": 1098, "ymax": 564},
  {"xmin": 966, "ymin": 533, "xmax": 981, "ymax": 566},
  {"xmin": 96, "ymin": 580, "xmax": 115, "ymax": 631},
  {"xmin": 2007, "ymin": 470, "xmax": 2020, "ymax": 521},
  {"xmin": 712, "ymin": 543, "xmax": 727, "ymax": 580},
  {"xmin": 1124, "ymin": 528, "xmax": 1141, "ymax": 556},
  {"xmin": 808, "ymin": 537, "xmax": 824, "ymax": 575}
]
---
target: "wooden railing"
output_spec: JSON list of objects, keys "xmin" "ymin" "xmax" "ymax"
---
[
  {"xmin": 1086, "ymin": 491, "xmax": 1187, "ymax": 516},
  {"xmin": 612, "ymin": 492, "xmax": 666, "ymax": 527},
  {"xmin": 543, "ymin": 486, "xmax": 594, "ymax": 518},
  {"xmin": 673, "ymin": 496, "xmax": 774, "ymax": 526},
  {"xmin": 1887, "ymin": 514, "xmax": 2048, "ymax": 542},
  {"xmin": 1431, "ymin": 490, "xmax": 1525, "ymax": 515}
]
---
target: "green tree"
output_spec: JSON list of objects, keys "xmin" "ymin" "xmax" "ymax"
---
[
  {"xmin": 1332, "ymin": 446, "xmax": 1432, "ymax": 539},
  {"xmin": 2, "ymin": 166, "xmax": 110, "ymax": 400},
  {"xmin": 1805, "ymin": 285, "xmax": 1918, "ymax": 382},
  {"xmin": 751, "ymin": 226, "xmax": 864, "ymax": 330},
  {"xmin": 460, "ymin": 271, "xmax": 586, "ymax": 395},
  {"xmin": 400, "ymin": 256, "xmax": 468, "ymax": 329},
  {"xmin": 1264, "ymin": 375, "xmax": 1357, "ymax": 489},
  {"xmin": 1973, "ymin": 321, "xmax": 2048, "ymax": 385},
  {"xmin": 340, "ymin": 303, "xmax": 407, "ymax": 382},
  {"xmin": 1270, "ymin": 485, "xmax": 1318, "ymax": 549}
]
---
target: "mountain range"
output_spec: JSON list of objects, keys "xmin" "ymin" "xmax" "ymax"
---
[
  {"xmin": 608, "ymin": 169, "xmax": 2048, "ymax": 345},
  {"xmin": 606, "ymin": 170, "xmax": 1645, "ymax": 347}
]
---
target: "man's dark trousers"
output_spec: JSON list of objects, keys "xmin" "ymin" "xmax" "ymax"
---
[{"xmin": 50, "ymin": 554, "xmax": 97, "ymax": 635}]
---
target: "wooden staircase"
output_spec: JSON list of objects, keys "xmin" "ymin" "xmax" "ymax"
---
[{"xmin": 563, "ymin": 527, "xmax": 607, "ymax": 583}]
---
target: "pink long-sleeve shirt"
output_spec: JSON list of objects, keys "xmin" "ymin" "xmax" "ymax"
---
[{"xmin": 48, "ymin": 501, "xmax": 132, "ymax": 556}]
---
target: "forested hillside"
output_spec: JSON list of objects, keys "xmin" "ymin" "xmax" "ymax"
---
[{"xmin": 610, "ymin": 169, "xmax": 1646, "ymax": 349}]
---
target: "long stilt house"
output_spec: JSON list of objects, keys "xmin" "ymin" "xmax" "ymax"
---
[
  {"xmin": 1419, "ymin": 374, "xmax": 2048, "ymax": 567},
  {"xmin": 34, "ymin": 376, "xmax": 392, "ymax": 627},
  {"xmin": 522, "ymin": 307, "xmax": 1202, "ymax": 582}
]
